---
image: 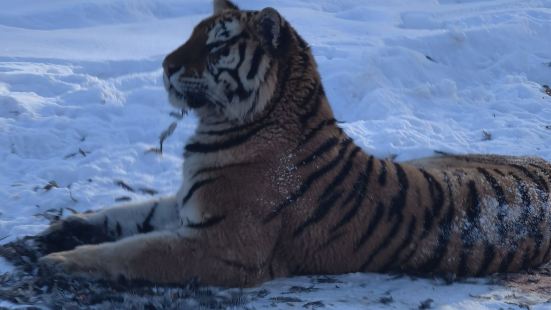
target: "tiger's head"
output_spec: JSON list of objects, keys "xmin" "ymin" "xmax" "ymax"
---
[{"xmin": 162, "ymin": 0, "xmax": 292, "ymax": 124}]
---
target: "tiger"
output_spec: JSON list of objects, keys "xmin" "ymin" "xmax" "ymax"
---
[{"xmin": 38, "ymin": 0, "xmax": 551, "ymax": 287}]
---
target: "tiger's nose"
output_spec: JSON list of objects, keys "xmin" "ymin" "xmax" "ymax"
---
[{"xmin": 163, "ymin": 59, "xmax": 181, "ymax": 78}]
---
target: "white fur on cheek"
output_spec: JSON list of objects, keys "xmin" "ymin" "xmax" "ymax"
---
[
  {"xmin": 207, "ymin": 19, "xmax": 243, "ymax": 45},
  {"xmin": 169, "ymin": 67, "xmax": 187, "ymax": 93}
]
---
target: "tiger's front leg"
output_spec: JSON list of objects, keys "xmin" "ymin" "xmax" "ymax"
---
[
  {"xmin": 39, "ymin": 217, "xmax": 282, "ymax": 287},
  {"xmin": 38, "ymin": 196, "xmax": 180, "ymax": 254}
]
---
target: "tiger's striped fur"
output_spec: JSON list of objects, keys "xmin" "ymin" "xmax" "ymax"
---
[{"xmin": 38, "ymin": 0, "xmax": 551, "ymax": 287}]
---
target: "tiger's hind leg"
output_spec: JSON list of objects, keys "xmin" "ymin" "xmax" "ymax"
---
[{"xmin": 38, "ymin": 196, "xmax": 180, "ymax": 254}]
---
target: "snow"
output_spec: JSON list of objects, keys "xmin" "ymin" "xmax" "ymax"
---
[
  {"xmin": 1, "ymin": 0, "xmax": 550, "ymax": 308},
  {"xmin": 248, "ymin": 274, "xmax": 540, "ymax": 309}
]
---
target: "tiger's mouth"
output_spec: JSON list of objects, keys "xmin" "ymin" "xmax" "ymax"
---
[
  {"xmin": 163, "ymin": 74, "xmax": 208, "ymax": 111},
  {"xmin": 163, "ymin": 73, "xmax": 186, "ymax": 110}
]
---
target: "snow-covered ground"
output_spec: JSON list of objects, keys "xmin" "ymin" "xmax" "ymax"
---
[{"xmin": 1, "ymin": 0, "xmax": 550, "ymax": 308}]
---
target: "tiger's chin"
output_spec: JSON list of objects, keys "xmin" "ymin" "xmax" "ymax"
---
[
  {"xmin": 165, "ymin": 85, "xmax": 210, "ymax": 115},
  {"xmin": 167, "ymin": 87, "xmax": 187, "ymax": 108},
  {"xmin": 166, "ymin": 86, "xmax": 210, "ymax": 115}
]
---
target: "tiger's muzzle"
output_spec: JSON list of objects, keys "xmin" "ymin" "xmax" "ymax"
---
[{"xmin": 162, "ymin": 64, "xmax": 209, "ymax": 111}]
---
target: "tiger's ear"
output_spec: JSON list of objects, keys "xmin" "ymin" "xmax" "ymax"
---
[
  {"xmin": 213, "ymin": 0, "xmax": 239, "ymax": 14},
  {"xmin": 254, "ymin": 8, "xmax": 283, "ymax": 52}
]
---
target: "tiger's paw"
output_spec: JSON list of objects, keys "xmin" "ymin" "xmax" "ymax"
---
[
  {"xmin": 38, "ymin": 247, "xmax": 117, "ymax": 280},
  {"xmin": 37, "ymin": 215, "xmax": 113, "ymax": 254},
  {"xmin": 39, "ymin": 252, "xmax": 79, "ymax": 275}
]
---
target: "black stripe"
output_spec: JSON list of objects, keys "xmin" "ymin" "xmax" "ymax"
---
[
  {"xmin": 419, "ymin": 200, "xmax": 455, "ymax": 273},
  {"xmin": 245, "ymin": 59, "xmax": 274, "ymax": 119},
  {"xmin": 288, "ymin": 51, "xmax": 311, "ymax": 85},
  {"xmin": 193, "ymin": 161, "xmax": 252, "ymax": 178},
  {"xmin": 493, "ymin": 169, "xmax": 506, "ymax": 177},
  {"xmin": 185, "ymin": 122, "xmax": 273, "ymax": 153},
  {"xmin": 137, "ymin": 203, "xmax": 157, "ymax": 233},
  {"xmin": 498, "ymin": 249, "xmax": 516, "ymax": 273},
  {"xmin": 286, "ymin": 50, "xmax": 310, "ymax": 83},
  {"xmin": 320, "ymin": 147, "xmax": 361, "ymax": 200},
  {"xmin": 501, "ymin": 173, "xmax": 531, "ymax": 272},
  {"xmin": 204, "ymin": 120, "xmax": 228, "ymax": 126},
  {"xmin": 205, "ymin": 33, "xmax": 245, "ymax": 51},
  {"xmin": 341, "ymin": 155, "xmax": 374, "ymax": 207},
  {"xmin": 529, "ymin": 163, "xmax": 551, "ymax": 184},
  {"xmin": 380, "ymin": 215, "xmax": 417, "ymax": 272},
  {"xmin": 247, "ymin": 46, "xmax": 264, "ymax": 79},
  {"xmin": 477, "ymin": 244, "xmax": 496, "ymax": 276},
  {"xmin": 521, "ymin": 246, "xmax": 531, "ymax": 270},
  {"xmin": 419, "ymin": 169, "xmax": 445, "ymax": 239},
  {"xmin": 187, "ymin": 215, "xmax": 226, "ymax": 229},
  {"xmin": 270, "ymin": 54, "xmax": 293, "ymax": 104},
  {"xmin": 510, "ymin": 173, "xmax": 531, "ymax": 234},
  {"xmin": 531, "ymin": 232, "xmax": 544, "ymax": 263},
  {"xmin": 354, "ymin": 202, "xmax": 385, "ymax": 251},
  {"xmin": 270, "ymin": 35, "xmax": 316, "ymax": 115},
  {"xmin": 387, "ymin": 163, "xmax": 409, "ymax": 221},
  {"xmin": 420, "ymin": 170, "xmax": 436, "ymax": 209},
  {"xmin": 511, "ymin": 164, "xmax": 549, "ymax": 199},
  {"xmin": 298, "ymin": 137, "xmax": 339, "ymax": 167},
  {"xmin": 293, "ymin": 191, "xmax": 343, "ymax": 237},
  {"xmin": 298, "ymin": 118, "xmax": 336, "ymax": 148},
  {"xmin": 419, "ymin": 169, "xmax": 445, "ymax": 217},
  {"xmin": 299, "ymin": 82, "xmax": 320, "ymax": 108},
  {"xmin": 182, "ymin": 178, "xmax": 217, "ymax": 205},
  {"xmin": 332, "ymin": 156, "xmax": 375, "ymax": 232},
  {"xmin": 421, "ymin": 209, "xmax": 433, "ymax": 240},
  {"xmin": 510, "ymin": 165, "xmax": 546, "ymax": 261},
  {"xmin": 298, "ymin": 85, "xmax": 322, "ymax": 126},
  {"xmin": 293, "ymin": 147, "xmax": 361, "ymax": 236},
  {"xmin": 316, "ymin": 231, "xmax": 346, "ymax": 253},
  {"xmin": 525, "ymin": 164, "xmax": 550, "ymax": 262},
  {"xmin": 287, "ymin": 49, "xmax": 314, "ymax": 97},
  {"xmin": 360, "ymin": 214, "xmax": 404, "ymax": 271},
  {"xmin": 478, "ymin": 168, "xmax": 516, "ymax": 275},
  {"xmin": 464, "ymin": 181, "xmax": 481, "ymax": 230},
  {"xmin": 477, "ymin": 168, "xmax": 508, "ymax": 242},
  {"xmin": 457, "ymin": 180, "xmax": 481, "ymax": 277},
  {"xmin": 197, "ymin": 84, "xmax": 279, "ymax": 137},
  {"xmin": 198, "ymin": 119, "xmax": 264, "ymax": 136},
  {"xmin": 496, "ymin": 172, "xmax": 535, "ymax": 273},
  {"xmin": 263, "ymin": 139, "xmax": 352, "ymax": 223},
  {"xmin": 213, "ymin": 42, "xmax": 252, "ymax": 101},
  {"xmin": 378, "ymin": 160, "xmax": 387, "ymax": 185}
]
